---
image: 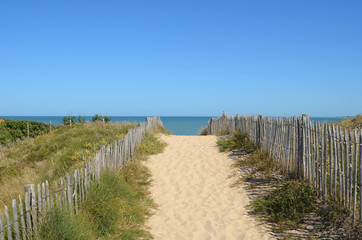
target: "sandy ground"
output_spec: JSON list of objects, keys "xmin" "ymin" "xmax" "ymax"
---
[{"xmin": 146, "ymin": 135, "xmax": 273, "ymax": 240}]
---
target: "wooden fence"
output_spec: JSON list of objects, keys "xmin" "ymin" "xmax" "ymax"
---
[
  {"xmin": 0, "ymin": 116, "xmax": 163, "ymax": 239},
  {"xmin": 206, "ymin": 112, "xmax": 362, "ymax": 224}
]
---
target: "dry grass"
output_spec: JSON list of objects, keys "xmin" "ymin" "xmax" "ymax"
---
[
  {"xmin": 337, "ymin": 114, "xmax": 362, "ymax": 129},
  {"xmin": 0, "ymin": 122, "xmax": 137, "ymax": 208},
  {"xmin": 199, "ymin": 127, "xmax": 208, "ymax": 135}
]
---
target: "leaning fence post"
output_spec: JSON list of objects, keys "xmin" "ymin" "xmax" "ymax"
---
[{"xmin": 0, "ymin": 210, "xmax": 4, "ymax": 240}]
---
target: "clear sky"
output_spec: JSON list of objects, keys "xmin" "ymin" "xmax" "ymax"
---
[{"xmin": 0, "ymin": 0, "xmax": 361, "ymax": 117}]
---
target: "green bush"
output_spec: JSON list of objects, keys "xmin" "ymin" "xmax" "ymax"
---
[
  {"xmin": 62, "ymin": 116, "xmax": 76, "ymax": 125},
  {"xmin": 217, "ymin": 131, "xmax": 255, "ymax": 153},
  {"xmin": 0, "ymin": 119, "xmax": 50, "ymax": 145},
  {"xmin": 251, "ymin": 180, "xmax": 316, "ymax": 231},
  {"xmin": 91, "ymin": 114, "xmax": 111, "ymax": 123}
]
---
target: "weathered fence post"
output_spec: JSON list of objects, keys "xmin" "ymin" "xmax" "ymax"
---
[
  {"xmin": 256, "ymin": 115, "xmax": 262, "ymax": 147},
  {"xmin": 297, "ymin": 114, "xmax": 309, "ymax": 178},
  {"xmin": 27, "ymin": 122, "xmax": 29, "ymax": 138}
]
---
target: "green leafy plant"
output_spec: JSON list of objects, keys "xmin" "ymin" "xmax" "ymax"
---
[
  {"xmin": 92, "ymin": 114, "xmax": 111, "ymax": 123},
  {"xmin": 0, "ymin": 119, "xmax": 50, "ymax": 145}
]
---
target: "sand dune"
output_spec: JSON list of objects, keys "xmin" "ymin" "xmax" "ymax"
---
[{"xmin": 146, "ymin": 135, "xmax": 273, "ymax": 240}]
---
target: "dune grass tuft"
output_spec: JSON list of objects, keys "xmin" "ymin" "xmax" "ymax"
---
[
  {"xmin": 36, "ymin": 208, "xmax": 96, "ymax": 240},
  {"xmin": 199, "ymin": 128, "xmax": 208, "ymax": 135},
  {"xmin": 217, "ymin": 131, "xmax": 255, "ymax": 153}
]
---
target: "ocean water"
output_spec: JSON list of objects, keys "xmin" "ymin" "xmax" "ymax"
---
[
  {"xmin": 0, "ymin": 116, "xmax": 212, "ymax": 135},
  {"xmin": 0, "ymin": 116, "xmax": 348, "ymax": 136}
]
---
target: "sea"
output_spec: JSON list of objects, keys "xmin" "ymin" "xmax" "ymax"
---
[{"xmin": 0, "ymin": 116, "xmax": 349, "ymax": 136}]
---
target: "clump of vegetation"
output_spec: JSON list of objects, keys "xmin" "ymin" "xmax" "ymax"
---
[
  {"xmin": 0, "ymin": 119, "xmax": 51, "ymax": 145},
  {"xmin": 251, "ymin": 180, "xmax": 317, "ymax": 232},
  {"xmin": 217, "ymin": 131, "xmax": 256, "ymax": 153},
  {"xmin": 78, "ymin": 115, "xmax": 85, "ymax": 123},
  {"xmin": 316, "ymin": 198, "xmax": 349, "ymax": 229},
  {"xmin": 235, "ymin": 149, "xmax": 276, "ymax": 180},
  {"xmin": 337, "ymin": 114, "xmax": 362, "ymax": 129},
  {"xmin": 83, "ymin": 169, "xmax": 152, "ymax": 239},
  {"xmin": 199, "ymin": 127, "xmax": 208, "ymax": 135},
  {"xmin": 62, "ymin": 116, "xmax": 76, "ymax": 125},
  {"xmin": 36, "ymin": 130, "xmax": 167, "ymax": 240},
  {"xmin": 37, "ymin": 208, "xmax": 96, "ymax": 240},
  {"xmin": 153, "ymin": 125, "xmax": 172, "ymax": 135},
  {"xmin": 92, "ymin": 114, "xmax": 111, "ymax": 123},
  {"xmin": 216, "ymin": 128, "xmax": 230, "ymax": 136}
]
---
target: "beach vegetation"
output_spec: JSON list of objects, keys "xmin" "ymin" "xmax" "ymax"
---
[
  {"xmin": 337, "ymin": 114, "xmax": 362, "ymax": 129},
  {"xmin": 199, "ymin": 127, "xmax": 208, "ymax": 135},
  {"xmin": 217, "ymin": 131, "xmax": 255, "ymax": 153},
  {"xmin": 0, "ymin": 119, "xmax": 51, "ymax": 145},
  {"xmin": 315, "ymin": 197, "xmax": 349, "ymax": 229},
  {"xmin": 62, "ymin": 116, "xmax": 76, "ymax": 125},
  {"xmin": 234, "ymin": 148, "xmax": 276, "ymax": 181},
  {"xmin": 216, "ymin": 128, "xmax": 230, "ymax": 136},
  {"xmin": 92, "ymin": 114, "xmax": 111, "ymax": 123},
  {"xmin": 251, "ymin": 180, "xmax": 317, "ymax": 232}
]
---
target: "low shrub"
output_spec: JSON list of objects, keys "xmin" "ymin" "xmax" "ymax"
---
[
  {"xmin": 0, "ymin": 119, "xmax": 50, "ymax": 145},
  {"xmin": 199, "ymin": 128, "xmax": 208, "ymax": 135},
  {"xmin": 251, "ymin": 180, "xmax": 317, "ymax": 232},
  {"xmin": 217, "ymin": 131, "xmax": 255, "ymax": 153},
  {"xmin": 316, "ymin": 198, "xmax": 349, "ymax": 229},
  {"xmin": 92, "ymin": 114, "xmax": 111, "ymax": 123}
]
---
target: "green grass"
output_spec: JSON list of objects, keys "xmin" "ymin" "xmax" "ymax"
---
[
  {"xmin": 217, "ymin": 131, "xmax": 256, "ymax": 153},
  {"xmin": 36, "ymin": 208, "xmax": 96, "ymax": 240},
  {"xmin": 36, "ymin": 129, "xmax": 167, "ymax": 240},
  {"xmin": 251, "ymin": 180, "xmax": 317, "ymax": 232},
  {"xmin": 0, "ymin": 122, "xmax": 137, "ymax": 208}
]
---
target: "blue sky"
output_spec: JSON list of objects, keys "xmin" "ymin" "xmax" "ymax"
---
[{"xmin": 0, "ymin": 0, "xmax": 361, "ymax": 117}]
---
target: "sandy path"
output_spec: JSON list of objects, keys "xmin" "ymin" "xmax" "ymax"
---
[{"xmin": 146, "ymin": 135, "xmax": 273, "ymax": 240}]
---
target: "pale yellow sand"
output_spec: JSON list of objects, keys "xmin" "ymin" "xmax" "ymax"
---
[{"xmin": 146, "ymin": 135, "xmax": 273, "ymax": 240}]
